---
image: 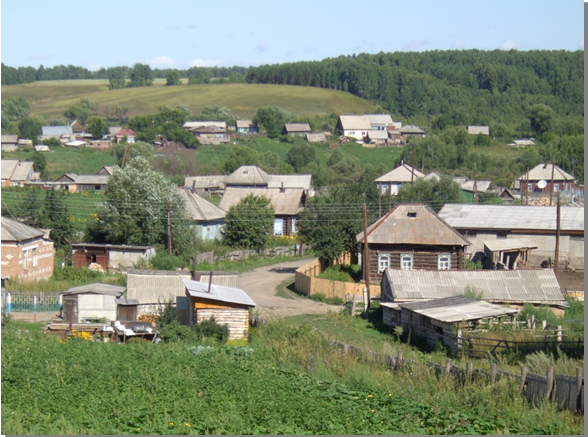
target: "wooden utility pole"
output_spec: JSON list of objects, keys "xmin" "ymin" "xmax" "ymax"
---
[
  {"xmin": 525, "ymin": 167, "xmax": 530, "ymax": 205},
  {"xmin": 549, "ymin": 159, "xmax": 556, "ymax": 206},
  {"xmin": 120, "ymin": 141, "xmax": 131, "ymax": 169},
  {"xmin": 167, "ymin": 201, "xmax": 172, "ymax": 255},
  {"xmin": 473, "ymin": 163, "xmax": 478, "ymax": 205},
  {"xmin": 388, "ymin": 183, "xmax": 392, "ymax": 211},
  {"xmin": 554, "ymin": 194, "xmax": 561, "ymax": 278},
  {"xmin": 362, "ymin": 203, "xmax": 371, "ymax": 309},
  {"xmin": 378, "ymin": 185, "xmax": 382, "ymax": 218},
  {"xmin": 411, "ymin": 143, "xmax": 416, "ymax": 184}
]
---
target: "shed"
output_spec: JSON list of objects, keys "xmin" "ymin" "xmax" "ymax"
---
[
  {"xmin": 71, "ymin": 243, "xmax": 155, "ymax": 270},
  {"xmin": 381, "ymin": 296, "xmax": 518, "ymax": 352},
  {"xmin": 115, "ymin": 298, "xmax": 140, "ymax": 322},
  {"xmin": 483, "ymin": 238, "xmax": 538, "ymax": 270},
  {"xmin": 467, "ymin": 126, "xmax": 490, "ymax": 136},
  {"xmin": 61, "ymin": 283, "xmax": 126, "ymax": 323},
  {"xmin": 283, "ymin": 123, "xmax": 311, "ymax": 136},
  {"xmin": 306, "ymin": 133, "xmax": 327, "ymax": 143},
  {"xmin": 183, "ymin": 278, "xmax": 255, "ymax": 340}
]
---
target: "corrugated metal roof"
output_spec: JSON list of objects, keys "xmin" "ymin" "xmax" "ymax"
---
[
  {"xmin": 338, "ymin": 115, "xmax": 371, "ymax": 130},
  {"xmin": 1, "ymin": 216, "xmax": 45, "ymax": 242},
  {"xmin": 518, "ymin": 164, "xmax": 575, "ymax": 181},
  {"xmin": 219, "ymin": 187, "xmax": 304, "ymax": 215},
  {"xmin": 438, "ymin": 204, "xmax": 584, "ymax": 232},
  {"xmin": 42, "ymin": 125, "xmax": 72, "ymax": 136},
  {"xmin": 183, "ymin": 278, "xmax": 255, "ymax": 307},
  {"xmin": 400, "ymin": 296, "xmax": 518, "ymax": 323},
  {"xmin": 468, "ymin": 125, "xmax": 490, "ymax": 135},
  {"xmin": 365, "ymin": 114, "xmax": 393, "ymax": 125},
  {"xmin": 483, "ymin": 238, "xmax": 538, "ymax": 252},
  {"xmin": 284, "ymin": 123, "xmax": 311, "ymax": 132},
  {"xmin": 383, "ymin": 269, "xmax": 567, "ymax": 305},
  {"xmin": 267, "ymin": 174, "xmax": 312, "ymax": 190},
  {"xmin": 224, "ymin": 165, "xmax": 269, "ymax": 186},
  {"xmin": 178, "ymin": 187, "xmax": 226, "ymax": 221},
  {"xmin": 185, "ymin": 175, "xmax": 226, "ymax": 189},
  {"xmin": 374, "ymin": 164, "xmax": 426, "ymax": 183},
  {"xmin": 357, "ymin": 204, "xmax": 470, "ymax": 246},
  {"xmin": 63, "ymin": 283, "xmax": 126, "ymax": 296}
]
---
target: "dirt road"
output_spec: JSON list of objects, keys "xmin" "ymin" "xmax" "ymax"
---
[{"xmin": 238, "ymin": 258, "xmax": 341, "ymax": 319}]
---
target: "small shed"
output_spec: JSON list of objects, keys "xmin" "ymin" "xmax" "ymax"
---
[
  {"xmin": 483, "ymin": 238, "xmax": 538, "ymax": 270},
  {"xmin": 183, "ymin": 278, "xmax": 255, "ymax": 340},
  {"xmin": 381, "ymin": 296, "xmax": 518, "ymax": 352},
  {"xmin": 116, "ymin": 298, "xmax": 140, "ymax": 322},
  {"xmin": 61, "ymin": 283, "xmax": 126, "ymax": 323}
]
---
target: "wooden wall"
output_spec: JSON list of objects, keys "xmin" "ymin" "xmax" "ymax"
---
[{"xmin": 195, "ymin": 308, "xmax": 249, "ymax": 340}]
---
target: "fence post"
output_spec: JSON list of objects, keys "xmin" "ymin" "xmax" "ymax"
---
[
  {"xmin": 466, "ymin": 361, "xmax": 474, "ymax": 383},
  {"xmin": 546, "ymin": 366, "xmax": 555, "ymax": 400},
  {"xmin": 519, "ymin": 365, "xmax": 527, "ymax": 394},
  {"xmin": 542, "ymin": 320, "xmax": 547, "ymax": 330},
  {"xmin": 490, "ymin": 363, "xmax": 497, "ymax": 384},
  {"xmin": 33, "ymin": 295, "xmax": 37, "ymax": 323},
  {"xmin": 362, "ymin": 287, "xmax": 368, "ymax": 313},
  {"xmin": 557, "ymin": 326, "xmax": 562, "ymax": 343},
  {"xmin": 6, "ymin": 293, "xmax": 11, "ymax": 313},
  {"xmin": 468, "ymin": 331, "xmax": 473, "ymax": 357},
  {"xmin": 445, "ymin": 358, "xmax": 451, "ymax": 375}
]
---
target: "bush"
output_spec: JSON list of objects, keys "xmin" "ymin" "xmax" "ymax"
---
[
  {"xmin": 150, "ymin": 251, "xmax": 184, "ymax": 270},
  {"xmin": 156, "ymin": 300, "xmax": 179, "ymax": 327},
  {"xmin": 317, "ymin": 264, "xmax": 360, "ymax": 283},
  {"xmin": 158, "ymin": 320, "xmax": 194, "ymax": 342},
  {"xmin": 309, "ymin": 293, "xmax": 344, "ymax": 306},
  {"xmin": 194, "ymin": 317, "xmax": 230, "ymax": 343}
]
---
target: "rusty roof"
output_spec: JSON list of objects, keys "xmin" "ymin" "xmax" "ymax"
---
[
  {"xmin": 383, "ymin": 269, "xmax": 567, "ymax": 306},
  {"xmin": 357, "ymin": 203, "xmax": 470, "ymax": 246}
]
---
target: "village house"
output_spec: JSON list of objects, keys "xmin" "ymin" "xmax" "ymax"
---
[
  {"xmin": 114, "ymin": 129, "xmax": 136, "ymax": 143},
  {"xmin": 1, "ymin": 217, "xmax": 55, "ymax": 281},
  {"xmin": 336, "ymin": 115, "xmax": 372, "ymax": 140},
  {"xmin": 515, "ymin": 163, "xmax": 576, "ymax": 195},
  {"xmin": 306, "ymin": 133, "xmax": 327, "ymax": 143},
  {"xmin": 183, "ymin": 278, "xmax": 256, "ymax": 340},
  {"xmin": 1, "ymin": 135, "xmax": 19, "ymax": 152},
  {"xmin": 96, "ymin": 166, "xmax": 117, "ymax": 176},
  {"xmin": 178, "ymin": 187, "xmax": 226, "ymax": 241},
  {"xmin": 356, "ymin": 204, "xmax": 470, "ymax": 284},
  {"xmin": 1, "ymin": 160, "xmax": 37, "ymax": 187},
  {"xmin": 365, "ymin": 130, "xmax": 389, "ymax": 146},
  {"xmin": 437, "ymin": 204, "xmax": 585, "ymax": 269},
  {"xmin": 184, "ymin": 175, "xmax": 227, "ymax": 197},
  {"xmin": 189, "ymin": 124, "xmax": 230, "ymax": 144},
  {"xmin": 267, "ymin": 174, "xmax": 313, "ymax": 193},
  {"xmin": 183, "ymin": 121, "xmax": 227, "ymax": 131},
  {"xmin": 219, "ymin": 187, "xmax": 306, "ymax": 236},
  {"xmin": 467, "ymin": 125, "xmax": 490, "ymax": 136},
  {"xmin": 398, "ymin": 125, "xmax": 425, "ymax": 138},
  {"xmin": 380, "ymin": 268, "xmax": 568, "ymax": 313},
  {"xmin": 235, "ymin": 120, "xmax": 258, "ymax": 134},
  {"xmin": 71, "ymin": 243, "xmax": 156, "ymax": 270},
  {"xmin": 41, "ymin": 124, "xmax": 73, "ymax": 140},
  {"xmin": 282, "ymin": 123, "xmax": 312, "ymax": 136},
  {"xmin": 374, "ymin": 163, "xmax": 425, "ymax": 196},
  {"xmin": 224, "ymin": 165, "xmax": 269, "ymax": 188},
  {"xmin": 365, "ymin": 113, "xmax": 395, "ymax": 130}
]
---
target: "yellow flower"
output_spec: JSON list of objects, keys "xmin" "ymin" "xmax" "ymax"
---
[
  {"xmin": 136, "ymin": 428, "xmax": 141, "ymax": 431},
  {"xmin": 371, "ymin": 410, "xmax": 374, "ymax": 413},
  {"xmin": 185, "ymin": 423, "xmax": 190, "ymax": 427},
  {"xmin": 169, "ymin": 422, "xmax": 174, "ymax": 426},
  {"xmin": 367, "ymin": 394, "xmax": 373, "ymax": 398}
]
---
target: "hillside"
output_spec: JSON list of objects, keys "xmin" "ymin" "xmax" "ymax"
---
[{"xmin": 1, "ymin": 80, "xmax": 378, "ymax": 120}]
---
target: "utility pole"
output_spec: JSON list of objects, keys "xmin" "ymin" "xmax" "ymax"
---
[
  {"xmin": 167, "ymin": 201, "xmax": 172, "ymax": 255},
  {"xmin": 554, "ymin": 194, "xmax": 561, "ymax": 278},
  {"xmin": 362, "ymin": 203, "xmax": 371, "ymax": 310},
  {"xmin": 473, "ymin": 163, "xmax": 478, "ymax": 205},
  {"xmin": 378, "ymin": 185, "xmax": 382, "ymax": 218},
  {"xmin": 549, "ymin": 159, "xmax": 556, "ymax": 206},
  {"xmin": 411, "ymin": 143, "xmax": 416, "ymax": 184},
  {"xmin": 525, "ymin": 167, "xmax": 530, "ymax": 205}
]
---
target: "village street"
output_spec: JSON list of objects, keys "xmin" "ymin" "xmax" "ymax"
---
[{"xmin": 237, "ymin": 257, "xmax": 341, "ymax": 319}]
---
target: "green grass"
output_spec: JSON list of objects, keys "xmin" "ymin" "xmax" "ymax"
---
[
  {"xmin": 193, "ymin": 254, "xmax": 314, "ymax": 275},
  {"xmin": 275, "ymin": 277, "xmax": 303, "ymax": 300},
  {"xmin": 2, "ymin": 81, "xmax": 377, "ymax": 121}
]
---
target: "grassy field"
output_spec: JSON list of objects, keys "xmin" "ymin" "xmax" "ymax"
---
[
  {"xmin": 1, "ymin": 317, "xmax": 582, "ymax": 435},
  {"xmin": 1, "ymin": 80, "xmax": 377, "ymax": 120}
]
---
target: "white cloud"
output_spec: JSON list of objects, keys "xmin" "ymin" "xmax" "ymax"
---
[
  {"xmin": 256, "ymin": 42, "xmax": 270, "ymax": 53},
  {"xmin": 403, "ymin": 40, "xmax": 431, "ymax": 50},
  {"xmin": 500, "ymin": 39, "xmax": 522, "ymax": 50},
  {"xmin": 579, "ymin": 38, "xmax": 584, "ymax": 49},
  {"xmin": 187, "ymin": 58, "xmax": 225, "ymax": 67},
  {"xmin": 451, "ymin": 41, "xmax": 464, "ymax": 49},
  {"xmin": 149, "ymin": 56, "xmax": 176, "ymax": 68}
]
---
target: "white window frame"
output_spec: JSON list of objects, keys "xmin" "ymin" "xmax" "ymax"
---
[
  {"xmin": 291, "ymin": 218, "xmax": 297, "ymax": 234},
  {"xmin": 378, "ymin": 253, "xmax": 390, "ymax": 273},
  {"xmin": 527, "ymin": 183, "xmax": 533, "ymax": 192},
  {"xmin": 400, "ymin": 253, "xmax": 413, "ymax": 270},
  {"xmin": 273, "ymin": 218, "xmax": 284, "ymax": 236},
  {"xmin": 553, "ymin": 183, "xmax": 560, "ymax": 192},
  {"xmin": 438, "ymin": 254, "xmax": 451, "ymax": 270},
  {"xmin": 32, "ymin": 248, "xmax": 38, "ymax": 268},
  {"xmin": 23, "ymin": 249, "xmax": 28, "ymax": 270}
]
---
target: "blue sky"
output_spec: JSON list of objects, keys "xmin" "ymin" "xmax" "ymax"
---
[{"xmin": 1, "ymin": 0, "xmax": 584, "ymax": 70}]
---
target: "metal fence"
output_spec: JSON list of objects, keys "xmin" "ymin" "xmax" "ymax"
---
[{"xmin": 3, "ymin": 291, "xmax": 61, "ymax": 313}]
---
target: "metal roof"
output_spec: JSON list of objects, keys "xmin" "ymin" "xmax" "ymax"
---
[
  {"xmin": 178, "ymin": 187, "xmax": 226, "ymax": 221},
  {"xmin": 1, "ymin": 216, "xmax": 45, "ymax": 242},
  {"xmin": 219, "ymin": 187, "xmax": 304, "ymax": 215},
  {"xmin": 483, "ymin": 238, "xmax": 538, "ymax": 252},
  {"xmin": 42, "ymin": 125, "xmax": 72, "ymax": 136},
  {"xmin": 517, "ymin": 164, "xmax": 575, "ymax": 182},
  {"xmin": 185, "ymin": 175, "xmax": 226, "ymax": 189},
  {"xmin": 224, "ymin": 165, "xmax": 269, "ymax": 186},
  {"xmin": 357, "ymin": 203, "xmax": 470, "ymax": 245},
  {"xmin": 467, "ymin": 126, "xmax": 490, "ymax": 135},
  {"xmin": 267, "ymin": 174, "xmax": 313, "ymax": 190},
  {"xmin": 364, "ymin": 114, "xmax": 393, "ymax": 125},
  {"xmin": 438, "ymin": 204, "xmax": 584, "ymax": 232},
  {"xmin": 383, "ymin": 269, "xmax": 567, "ymax": 306},
  {"xmin": 374, "ymin": 164, "xmax": 426, "ymax": 183},
  {"xmin": 74, "ymin": 175, "xmax": 110, "ymax": 185},
  {"xmin": 399, "ymin": 125, "xmax": 425, "ymax": 134},
  {"xmin": 399, "ymin": 296, "xmax": 518, "ymax": 323},
  {"xmin": 284, "ymin": 123, "xmax": 311, "ymax": 132},
  {"xmin": 63, "ymin": 283, "xmax": 126, "ymax": 296},
  {"xmin": 183, "ymin": 278, "xmax": 255, "ymax": 307},
  {"xmin": 338, "ymin": 115, "xmax": 371, "ymax": 131}
]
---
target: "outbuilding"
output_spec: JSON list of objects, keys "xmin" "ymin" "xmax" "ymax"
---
[{"xmin": 61, "ymin": 283, "xmax": 126, "ymax": 323}]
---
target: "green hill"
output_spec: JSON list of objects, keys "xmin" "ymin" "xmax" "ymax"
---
[{"xmin": 1, "ymin": 80, "xmax": 378, "ymax": 120}]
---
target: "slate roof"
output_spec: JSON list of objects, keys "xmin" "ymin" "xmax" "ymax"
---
[
  {"xmin": 356, "ymin": 203, "xmax": 470, "ymax": 246},
  {"xmin": 267, "ymin": 174, "xmax": 313, "ymax": 190},
  {"xmin": 284, "ymin": 123, "xmax": 311, "ymax": 133},
  {"xmin": 183, "ymin": 278, "xmax": 255, "ymax": 307},
  {"xmin": 518, "ymin": 164, "xmax": 575, "ymax": 182},
  {"xmin": 365, "ymin": 114, "xmax": 394, "ymax": 126},
  {"xmin": 460, "ymin": 180, "xmax": 492, "ymax": 193},
  {"xmin": 63, "ymin": 283, "xmax": 126, "ymax": 296},
  {"xmin": 224, "ymin": 165, "xmax": 269, "ymax": 186},
  {"xmin": 191, "ymin": 125, "xmax": 226, "ymax": 134},
  {"xmin": 338, "ymin": 115, "xmax": 371, "ymax": 131},
  {"xmin": 437, "ymin": 204, "xmax": 584, "ymax": 232},
  {"xmin": 374, "ymin": 164, "xmax": 425, "ymax": 183},
  {"xmin": 42, "ymin": 125, "xmax": 72, "ymax": 136},
  {"xmin": 399, "ymin": 125, "xmax": 425, "ymax": 134},
  {"xmin": 178, "ymin": 187, "xmax": 226, "ymax": 221},
  {"xmin": 184, "ymin": 121, "xmax": 226, "ymax": 130},
  {"xmin": 185, "ymin": 175, "xmax": 226, "ymax": 190},
  {"xmin": 1, "ymin": 216, "xmax": 45, "ymax": 242},
  {"xmin": 74, "ymin": 175, "xmax": 110, "ymax": 185},
  {"xmin": 236, "ymin": 120, "xmax": 255, "ymax": 129},
  {"xmin": 1, "ymin": 135, "xmax": 18, "ymax": 143},
  {"xmin": 1, "ymin": 160, "xmax": 35, "ymax": 182},
  {"xmin": 382, "ymin": 269, "xmax": 567, "ymax": 306},
  {"xmin": 366, "ymin": 130, "xmax": 389, "ymax": 140},
  {"xmin": 219, "ymin": 187, "xmax": 304, "ymax": 215},
  {"xmin": 306, "ymin": 133, "xmax": 327, "ymax": 142}
]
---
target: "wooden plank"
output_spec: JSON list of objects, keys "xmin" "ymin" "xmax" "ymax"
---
[
  {"xmin": 526, "ymin": 372, "xmax": 548, "ymax": 406},
  {"xmin": 554, "ymin": 374, "xmax": 579, "ymax": 412}
]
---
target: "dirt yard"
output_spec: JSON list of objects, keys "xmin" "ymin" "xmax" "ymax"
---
[{"xmin": 555, "ymin": 268, "xmax": 584, "ymax": 293}]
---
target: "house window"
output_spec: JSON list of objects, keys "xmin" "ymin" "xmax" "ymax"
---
[
  {"xmin": 527, "ymin": 183, "xmax": 533, "ymax": 192},
  {"xmin": 291, "ymin": 218, "xmax": 297, "ymax": 234},
  {"xmin": 438, "ymin": 254, "xmax": 451, "ymax": 270},
  {"xmin": 400, "ymin": 254, "xmax": 413, "ymax": 270},
  {"xmin": 273, "ymin": 218, "xmax": 284, "ymax": 235},
  {"xmin": 553, "ymin": 183, "xmax": 560, "ymax": 192},
  {"xmin": 348, "ymin": 131, "xmax": 355, "ymax": 136},
  {"xmin": 23, "ymin": 249, "xmax": 28, "ymax": 270},
  {"xmin": 378, "ymin": 254, "xmax": 390, "ymax": 272},
  {"xmin": 32, "ymin": 248, "xmax": 38, "ymax": 268}
]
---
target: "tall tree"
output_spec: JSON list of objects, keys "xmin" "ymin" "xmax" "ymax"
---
[
  {"xmin": 223, "ymin": 194, "xmax": 274, "ymax": 250},
  {"xmin": 86, "ymin": 116, "xmax": 109, "ymax": 139},
  {"xmin": 43, "ymin": 190, "xmax": 74, "ymax": 248},
  {"xmin": 165, "ymin": 70, "xmax": 181, "ymax": 86},
  {"xmin": 128, "ymin": 63, "xmax": 154, "ymax": 87}
]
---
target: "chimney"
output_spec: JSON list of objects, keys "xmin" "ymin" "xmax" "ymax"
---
[
  {"xmin": 280, "ymin": 181, "xmax": 285, "ymax": 193},
  {"xmin": 207, "ymin": 271, "xmax": 213, "ymax": 293},
  {"xmin": 192, "ymin": 180, "xmax": 196, "ymax": 193}
]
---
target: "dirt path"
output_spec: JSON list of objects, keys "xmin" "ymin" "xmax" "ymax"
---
[{"xmin": 238, "ymin": 258, "xmax": 341, "ymax": 319}]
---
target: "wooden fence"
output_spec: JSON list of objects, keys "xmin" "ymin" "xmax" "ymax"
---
[{"xmin": 294, "ymin": 259, "xmax": 381, "ymax": 300}]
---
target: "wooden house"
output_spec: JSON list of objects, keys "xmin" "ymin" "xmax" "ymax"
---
[
  {"xmin": 96, "ymin": 166, "xmax": 117, "ymax": 176},
  {"xmin": 515, "ymin": 163, "xmax": 576, "ymax": 195},
  {"xmin": 336, "ymin": 115, "xmax": 371, "ymax": 140},
  {"xmin": 178, "ymin": 187, "xmax": 226, "ymax": 241},
  {"xmin": 398, "ymin": 125, "xmax": 425, "ymax": 137},
  {"xmin": 283, "ymin": 123, "xmax": 311, "ymax": 136},
  {"xmin": 235, "ymin": 120, "xmax": 258, "ymax": 134},
  {"xmin": 381, "ymin": 296, "xmax": 518, "ymax": 353},
  {"xmin": 1, "ymin": 160, "xmax": 37, "ymax": 187},
  {"xmin": 61, "ymin": 283, "xmax": 126, "ymax": 323},
  {"xmin": 1, "ymin": 135, "xmax": 19, "ymax": 152},
  {"xmin": 356, "ymin": 204, "xmax": 470, "ymax": 284},
  {"xmin": 184, "ymin": 175, "xmax": 226, "ymax": 197},
  {"xmin": 183, "ymin": 278, "xmax": 256, "ymax": 340},
  {"xmin": 374, "ymin": 163, "xmax": 425, "ymax": 196}
]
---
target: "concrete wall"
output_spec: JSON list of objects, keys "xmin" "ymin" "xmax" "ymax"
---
[{"xmin": 108, "ymin": 248, "xmax": 156, "ymax": 269}]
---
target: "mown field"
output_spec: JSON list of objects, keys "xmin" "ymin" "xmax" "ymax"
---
[
  {"xmin": 1, "ymin": 80, "xmax": 377, "ymax": 121},
  {"xmin": 1, "ymin": 316, "xmax": 583, "ymax": 435}
]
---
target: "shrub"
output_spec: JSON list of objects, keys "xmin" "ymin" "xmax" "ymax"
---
[
  {"xmin": 193, "ymin": 317, "xmax": 230, "ymax": 343},
  {"xmin": 156, "ymin": 300, "xmax": 179, "ymax": 327},
  {"xmin": 157, "ymin": 320, "xmax": 193, "ymax": 342},
  {"xmin": 317, "ymin": 264, "xmax": 360, "ymax": 283}
]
